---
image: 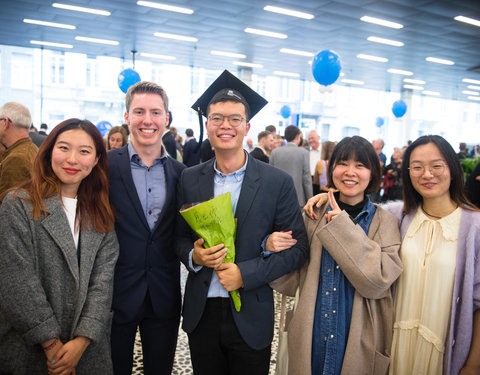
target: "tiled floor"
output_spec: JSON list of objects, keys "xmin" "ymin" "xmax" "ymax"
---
[{"xmin": 131, "ymin": 265, "xmax": 294, "ymax": 374}]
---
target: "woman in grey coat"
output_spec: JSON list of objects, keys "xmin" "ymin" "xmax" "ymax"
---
[{"xmin": 0, "ymin": 119, "xmax": 119, "ymax": 375}]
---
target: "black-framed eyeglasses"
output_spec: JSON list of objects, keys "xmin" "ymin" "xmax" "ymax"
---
[
  {"xmin": 408, "ymin": 162, "xmax": 448, "ymax": 176},
  {"xmin": 208, "ymin": 114, "xmax": 245, "ymax": 127}
]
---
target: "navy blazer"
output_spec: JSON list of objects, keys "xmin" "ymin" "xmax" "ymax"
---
[
  {"xmin": 182, "ymin": 138, "xmax": 201, "ymax": 167},
  {"xmin": 108, "ymin": 146, "xmax": 185, "ymax": 323},
  {"xmin": 175, "ymin": 155, "xmax": 308, "ymax": 350}
]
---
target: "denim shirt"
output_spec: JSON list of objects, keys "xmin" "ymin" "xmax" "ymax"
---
[{"xmin": 311, "ymin": 198, "xmax": 376, "ymax": 375}]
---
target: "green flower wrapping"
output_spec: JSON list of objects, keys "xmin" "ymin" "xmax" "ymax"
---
[{"xmin": 180, "ymin": 192, "xmax": 241, "ymax": 311}]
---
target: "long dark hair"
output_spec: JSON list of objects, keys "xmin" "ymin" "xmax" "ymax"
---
[
  {"xmin": 327, "ymin": 136, "xmax": 381, "ymax": 194},
  {"xmin": 14, "ymin": 118, "xmax": 114, "ymax": 232},
  {"xmin": 401, "ymin": 135, "xmax": 475, "ymax": 214}
]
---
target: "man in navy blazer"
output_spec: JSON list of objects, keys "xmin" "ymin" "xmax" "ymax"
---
[
  {"xmin": 175, "ymin": 70, "xmax": 308, "ymax": 375},
  {"xmin": 108, "ymin": 81, "xmax": 185, "ymax": 375}
]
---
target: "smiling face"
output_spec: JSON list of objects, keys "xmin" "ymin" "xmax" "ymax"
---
[
  {"xmin": 108, "ymin": 131, "xmax": 124, "ymax": 150},
  {"xmin": 332, "ymin": 158, "xmax": 372, "ymax": 205},
  {"xmin": 124, "ymin": 92, "xmax": 168, "ymax": 153},
  {"xmin": 206, "ymin": 100, "xmax": 250, "ymax": 153},
  {"xmin": 51, "ymin": 129, "xmax": 99, "ymax": 198},
  {"xmin": 409, "ymin": 142, "xmax": 451, "ymax": 202}
]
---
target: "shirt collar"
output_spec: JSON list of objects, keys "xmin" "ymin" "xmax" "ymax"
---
[
  {"xmin": 127, "ymin": 141, "xmax": 167, "ymax": 164},
  {"xmin": 213, "ymin": 151, "xmax": 248, "ymax": 181},
  {"xmin": 407, "ymin": 206, "xmax": 462, "ymax": 241}
]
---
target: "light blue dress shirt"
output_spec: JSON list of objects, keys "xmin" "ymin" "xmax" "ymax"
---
[{"xmin": 128, "ymin": 142, "xmax": 167, "ymax": 230}]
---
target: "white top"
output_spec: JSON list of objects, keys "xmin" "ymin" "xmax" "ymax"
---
[
  {"xmin": 309, "ymin": 147, "xmax": 321, "ymax": 176},
  {"xmin": 61, "ymin": 196, "xmax": 79, "ymax": 249},
  {"xmin": 390, "ymin": 206, "xmax": 462, "ymax": 375}
]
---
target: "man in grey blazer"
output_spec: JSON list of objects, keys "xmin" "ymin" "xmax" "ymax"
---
[{"xmin": 269, "ymin": 125, "xmax": 313, "ymax": 206}]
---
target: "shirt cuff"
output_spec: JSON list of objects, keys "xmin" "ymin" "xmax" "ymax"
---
[
  {"xmin": 261, "ymin": 234, "xmax": 273, "ymax": 257},
  {"xmin": 189, "ymin": 249, "xmax": 203, "ymax": 272}
]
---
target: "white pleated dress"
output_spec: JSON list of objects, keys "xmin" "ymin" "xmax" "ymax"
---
[{"xmin": 390, "ymin": 207, "xmax": 462, "ymax": 375}]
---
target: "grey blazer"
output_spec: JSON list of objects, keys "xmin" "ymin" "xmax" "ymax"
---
[
  {"xmin": 270, "ymin": 143, "xmax": 313, "ymax": 206},
  {"xmin": 0, "ymin": 191, "xmax": 119, "ymax": 374}
]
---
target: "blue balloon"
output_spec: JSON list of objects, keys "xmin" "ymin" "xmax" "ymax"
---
[
  {"xmin": 392, "ymin": 100, "xmax": 407, "ymax": 118},
  {"xmin": 280, "ymin": 105, "xmax": 291, "ymax": 119},
  {"xmin": 312, "ymin": 50, "xmax": 341, "ymax": 86},
  {"xmin": 375, "ymin": 117, "xmax": 384, "ymax": 128},
  {"xmin": 96, "ymin": 121, "xmax": 112, "ymax": 137},
  {"xmin": 118, "ymin": 68, "xmax": 141, "ymax": 94}
]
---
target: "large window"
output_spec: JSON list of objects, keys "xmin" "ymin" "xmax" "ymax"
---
[
  {"xmin": 11, "ymin": 52, "xmax": 33, "ymax": 89},
  {"xmin": 50, "ymin": 54, "xmax": 65, "ymax": 85}
]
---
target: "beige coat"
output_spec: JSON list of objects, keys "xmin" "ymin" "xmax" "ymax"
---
[{"xmin": 271, "ymin": 202, "xmax": 402, "ymax": 375}]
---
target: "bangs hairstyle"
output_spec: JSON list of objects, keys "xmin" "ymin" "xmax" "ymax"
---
[
  {"xmin": 401, "ymin": 135, "xmax": 475, "ymax": 214},
  {"xmin": 107, "ymin": 126, "xmax": 128, "ymax": 150},
  {"xmin": 125, "ymin": 81, "xmax": 169, "ymax": 113},
  {"xmin": 327, "ymin": 136, "xmax": 381, "ymax": 194},
  {"xmin": 13, "ymin": 118, "xmax": 115, "ymax": 233}
]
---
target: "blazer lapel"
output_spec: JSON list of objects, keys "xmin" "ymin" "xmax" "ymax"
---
[
  {"xmin": 41, "ymin": 197, "xmax": 79, "ymax": 287},
  {"xmin": 235, "ymin": 157, "xmax": 260, "ymax": 234},
  {"xmin": 198, "ymin": 159, "xmax": 215, "ymax": 202},
  {"xmin": 116, "ymin": 147, "xmax": 150, "ymax": 231}
]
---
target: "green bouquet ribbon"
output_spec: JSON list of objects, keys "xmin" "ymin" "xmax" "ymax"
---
[{"xmin": 180, "ymin": 192, "xmax": 241, "ymax": 311}]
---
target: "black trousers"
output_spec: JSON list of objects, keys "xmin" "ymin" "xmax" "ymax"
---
[
  {"xmin": 188, "ymin": 298, "xmax": 271, "ymax": 375},
  {"xmin": 111, "ymin": 292, "xmax": 179, "ymax": 375}
]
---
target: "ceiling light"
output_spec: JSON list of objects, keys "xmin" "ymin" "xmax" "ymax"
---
[
  {"xmin": 403, "ymin": 84, "xmax": 424, "ymax": 90},
  {"xmin": 367, "ymin": 36, "xmax": 404, "ymax": 47},
  {"xmin": 454, "ymin": 15, "xmax": 480, "ymax": 28},
  {"xmin": 211, "ymin": 50, "xmax": 246, "ymax": 59},
  {"xmin": 388, "ymin": 68, "xmax": 413, "ymax": 76},
  {"xmin": 422, "ymin": 91, "xmax": 440, "ymax": 96},
  {"xmin": 30, "ymin": 40, "xmax": 73, "ymax": 48},
  {"xmin": 462, "ymin": 90, "xmax": 479, "ymax": 96},
  {"xmin": 273, "ymin": 71, "xmax": 300, "ymax": 78},
  {"xmin": 467, "ymin": 85, "xmax": 480, "ymax": 91},
  {"xmin": 23, "ymin": 19, "xmax": 75, "ymax": 30},
  {"xmin": 468, "ymin": 96, "xmax": 480, "ymax": 101},
  {"xmin": 357, "ymin": 54, "xmax": 388, "ymax": 62},
  {"xmin": 154, "ymin": 32, "xmax": 197, "ymax": 42},
  {"xmin": 426, "ymin": 57, "xmax": 454, "ymax": 65},
  {"xmin": 233, "ymin": 61, "xmax": 263, "ymax": 68},
  {"xmin": 52, "ymin": 3, "xmax": 110, "ymax": 16},
  {"xmin": 75, "ymin": 36, "xmax": 119, "ymax": 45},
  {"xmin": 360, "ymin": 16, "xmax": 403, "ymax": 29},
  {"xmin": 341, "ymin": 79, "xmax": 364, "ymax": 85},
  {"xmin": 140, "ymin": 52, "xmax": 176, "ymax": 60},
  {"xmin": 244, "ymin": 28, "xmax": 287, "ymax": 39},
  {"xmin": 280, "ymin": 48, "xmax": 314, "ymax": 57},
  {"xmin": 137, "ymin": 1, "xmax": 193, "ymax": 14},
  {"xmin": 404, "ymin": 78, "xmax": 426, "ymax": 85},
  {"xmin": 264, "ymin": 5, "xmax": 314, "ymax": 19},
  {"xmin": 463, "ymin": 78, "xmax": 480, "ymax": 85}
]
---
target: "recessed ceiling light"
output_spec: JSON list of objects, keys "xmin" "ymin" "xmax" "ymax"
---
[
  {"xmin": 233, "ymin": 61, "xmax": 263, "ymax": 68},
  {"xmin": 404, "ymin": 78, "xmax": 426, "ymax": 85},
  {"xmin": 75, "ymin": 36, "xmax": 119, "ymax": 45},
  {"xmin": 30, "ymin": 40, "xmax": 73, "ymax": 48},
  {"xmin": 280, "ymin": 48, "xmax": 314, "ymax": 57},
  {"xmin": 468, "ymin": 96, "xmax": 480, "ymax": 101},
  {"xmin": 463, "ymin": 78, "xmax": 480, "ymax": 85},
  {"xmin": 422, "ymin": 90, "xmax": 440, "ymax": 96},
  {"xmin": 357, "ymin": 54, "xmax": 388, "ymax": 62},
  {"xmin": 388, "ymin": 68, "xmax": 413, "ymax": 76},
  {"xmin": 273, "ymin": 71, "xmax": 300, "ymax": 78},
  {"xmin": 137, "ymin": 1, "xmax": 193, "ymax": 14},
  {"xmin": 24, "ymin": 19, "xmax": 75, "ymax": 30},
  {"xmin": 211, "ymin": 50, "xmax": 246, "ymax": 59},
  {"xmin": 341, "ymin": 79, "xmax": 364, "ymax": 85},
  {"xmin": 454, "ymin": 15, "xmax": 480, "ymax": 28},
  {"xmin": 467, "ymin": 85, "xmax": 480, "ymax": 91},
  {"xmin": 244, "ymin": 28, "xmax": 287, "ymax": 39},
  {"xmin": 360, "ymin": 16, "xmax": 403, "ymax": 29},
  {"xmin": 462, "ymin": 90, "xmax": 479, "ymax": 96},
  {"xmin": 426, "ymin": 57, "xmax": 454, "ymax": 65},
  {"xmin": 140, "ymin": 52, "xmax": 176, "ymax": 60},
  {"xmin": 52, "ymin": 3, "xmax": 110, "ymax": 16},
  {"xmin": 154, "ymin": 32, "xmax": 197, "ymax": 42},
  {"xmin": 403, "ymin": 84, "xmax": 424, "ymax": 90},
  {"xmin": 264, "ymin": 5, "xmax": 314, "ymax": 19},
  {"xmin": 367, "ymin": 36, "xmax": 404, "ymax": 47}
]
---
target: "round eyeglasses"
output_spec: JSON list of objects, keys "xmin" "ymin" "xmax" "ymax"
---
[{"xmin": 408, "ymin": 163, "xmax": 448, "ymax": 177}]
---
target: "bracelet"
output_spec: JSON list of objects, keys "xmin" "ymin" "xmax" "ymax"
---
[{"xmin": 42, "ymin": 337, "xmax": 59, "ymax": 352}]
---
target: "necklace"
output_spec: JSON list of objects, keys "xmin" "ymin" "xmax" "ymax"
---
[{"xmin": 421, "ymin": 205, "xmax": 442, "ymax": 219}]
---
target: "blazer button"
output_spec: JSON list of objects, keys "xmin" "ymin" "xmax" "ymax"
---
[{"xmin": 456, "ymin": 297, "xmax": 460, "ymax": 303}]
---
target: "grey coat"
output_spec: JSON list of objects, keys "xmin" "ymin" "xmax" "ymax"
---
[{"xmin": 0, "ymin": 191, "xmax": 119, "ymax": 374}]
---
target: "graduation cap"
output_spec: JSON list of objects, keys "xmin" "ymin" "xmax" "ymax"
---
[{"xmin": 191, "ymin": 70, "xmax": 268, "ymax": 147}]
